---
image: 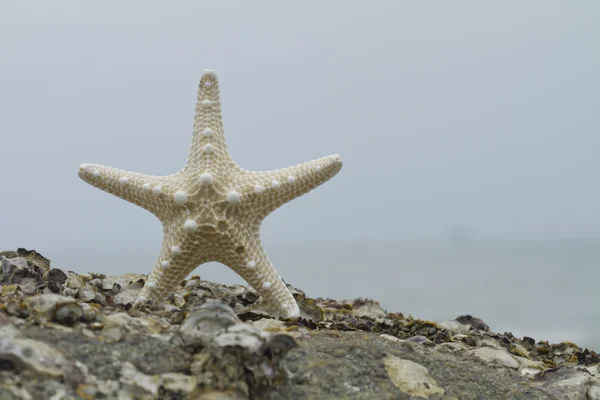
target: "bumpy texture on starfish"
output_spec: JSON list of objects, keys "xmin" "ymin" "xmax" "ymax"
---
[{"xmin": 78, "ymin": 70, "xmax": 342, "ymax": 318}]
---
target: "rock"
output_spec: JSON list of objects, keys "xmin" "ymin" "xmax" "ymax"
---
[
  {"xmin": 0, "ymin": 337, "xmax": 83, "ymax": 387},
  {"xmin": 6, "ymin": 257, "xmax": 29, "ymax": 270},
  {"xmin": 179, "ymin": 301, "xmax": 240, "ymax": 346},
  {"xmin": 455, "ymin": 314, "xmax": 490, "ymax": 332},
  {"xmin": 16, "ymin": 248, "xmax": 51, "ymax": 271},
  {"xmin": 160, "ymin": 372, "xmax": 197, "ymax": 396},
  {"xmin": 1, "ymin": 255, "xmax": 15, "ymax": 279},
  {"xmin": 588, "ymin": 383, "xmax": 600, "ymax": 400},
  {"xmin": 24, "ymin": 294, "xmax": 82, "ymax": 325},
  {"xmin": 64, "ymin": 273, "xmax": 85, "ymax": 290},
  {"xmin": 439, "ymin": 319, "xmax": 473, "ymax": 333},
  {"xmin": 119, "ymin": 361, "xmax": 162, "ymax": 396},
  {"xmin": 1, "ymin": 249, "xmax": 600, "ymax": 399},
  {"xmin": 45, "ymin": 268, "xmax": 67, "ymax": 285},
  {"xmin": 471, "ymin": 347, "xmax": 520, "ymax": 369},
  {"xmin": 183, "ymin": 302, "xmax": 297, "ymax": 396},
  {"xmin": 77, "ymin": 285, "xmax": 97, "ymax": 302},
  {"xmin": 383, "ymin": 354, "xmax": 445, "ymax": 398},
  {"xmin": 252, "ymin": 318, "xmax": 287, "ymax": 332}
]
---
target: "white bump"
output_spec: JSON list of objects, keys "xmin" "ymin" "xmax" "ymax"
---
[
  {"xmin": 316, "ymin": 166, "xmax": 322, "ymax": 172},
  {"xmin": 170, "ymin": 246, "xmax": 182, "ymax": 256},
  {"xmin": 203, "ymin": 144, "xmax": 214, "ymax": 154},
  {"xmin": 205, "ymin": 81, "xmax": 212, "ymax": 87},
  {"xmin": 287, "ymin": 176, "xmax": 295, "ymax": 184},
  {"xmin": 161, "ymin": 260, "xmax": 171, "ymax": 269},
  {"xmin": 78, "ymin": 164, "xmax": 93, "ymax": 178},
  {"xmin": 271, "ymin": 180, "xmax": 281, "ymax": 189},
  {"xmin": 253, "ymin": 185, "xmax": 264, "ymax": 195},
  {"xmin": 331, "ymin": 154, "xmax": 344, "ymax": 166},
  {"xmin": 202, "ymin": 128, "xmax": 213, "ymax": 137},
  {"xmin": 146, "ymin": 281, "xmax": 156, "ymax": 289},
  {"xmin": 152, "ymin": 186, "xmax": 162, "ymax": 195},
  {"xmin": 174, "ymin": 191, "xmax": 188, "ymax": 205},
  {"xmin": 202, "ymin": 99, "xmax": 212, "ymax": 108},
  {"xmin": 199, "ymin": 173, "xmax": 214, "ymax": 186},
  {"xmin": 262, "ymin": 281, "xmax": 272, "ymax": 290},
  {"xmin": 142, "ymin": 183, "xmax": 151, "ymax": 192},
  {"xmin": 203, "ymin": 69, "xmax": 217, "ymax": 78},
  {"xmin": 246, "ymin": 261, "xmax": 256, "ymax": 269},
  {"xmin": 92, "ymin": 170, "xmax": 100, "ymax": 177},
  {"xmin": 119, "ymin": 177, "xmax": 129, "ymax": 184},
  {"xmin": 183, "ymin": 219, "xmax": 198, "ymax": 233},
  {"xmin": 226, "ymin": 191, "xmax": 241, "ymax": 204},
  {"xmin": 137, "ymin": 296, "xmax": 147, "ymax": 303}
]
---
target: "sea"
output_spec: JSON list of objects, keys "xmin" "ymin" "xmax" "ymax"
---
[{"xmin": 51, "ymin": 238, "xmax": 600, "ymax": 351}]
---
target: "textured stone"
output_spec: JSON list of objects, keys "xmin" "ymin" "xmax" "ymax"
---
[
  {"xmin": 1, "ymin": 253, "xmax": 600, "ymax": 399},
  {"xmin": 471, "ymin": 347, "xmax": 520, "ymax": 369},
  {"xmin": 383, "ymin": 354, "xmax": 445, "ymax": 398}
]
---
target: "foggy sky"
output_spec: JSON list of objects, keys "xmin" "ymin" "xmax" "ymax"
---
[{"xmin": 1, "ymin": 1, "xmax": 599, "ymax": 258}]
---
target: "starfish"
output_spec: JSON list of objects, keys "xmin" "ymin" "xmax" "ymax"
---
[{"xmin": 78, "ymin": 70, "xmax": 342, "ymax": 318}]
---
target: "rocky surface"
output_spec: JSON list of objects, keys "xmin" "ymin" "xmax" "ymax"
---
[{"xmin": 1, "ymin": 248, "xmax": 599, "ymax": 399}]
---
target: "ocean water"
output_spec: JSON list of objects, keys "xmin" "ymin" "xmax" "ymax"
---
[{"xmin": 51, "ymin": 238, "xmax": 600, "ymax": 351}]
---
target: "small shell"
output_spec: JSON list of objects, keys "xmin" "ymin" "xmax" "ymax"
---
[
  {"xmin": 54, "ymin": 302, "xmax": 83, "ymax": 325},
  {"xmin": 24, "ymin": 293, "xmax": 82, "ymax": 325}
]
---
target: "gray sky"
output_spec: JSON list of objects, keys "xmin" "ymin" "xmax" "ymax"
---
[{"xmin": 1, "ymin": 2, "xmax": 599, "ymax": 260}]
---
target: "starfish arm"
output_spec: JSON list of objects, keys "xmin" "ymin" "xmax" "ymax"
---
[
  {"xmin": 185, "ymin": 69, "xmax": 238, "ymax": 178},
  {"xmin": 78, "ymin": 163, "xmax": 179, "ymax": 217},
  {"xmin": 237, "ymin": 154, "xmax": 343, "ymax": 219},
  {"xmin": 134, "ymin": 226, "xmax": 208, "ymax": 307},
  {"xmin": 219, "ymin": 227, "xmax": 300, "ymax": 318}
]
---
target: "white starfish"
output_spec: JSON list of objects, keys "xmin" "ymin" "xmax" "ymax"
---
[{"xmin": 78, "ymin": 69, "xmax": 342, "ymax": 318}]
